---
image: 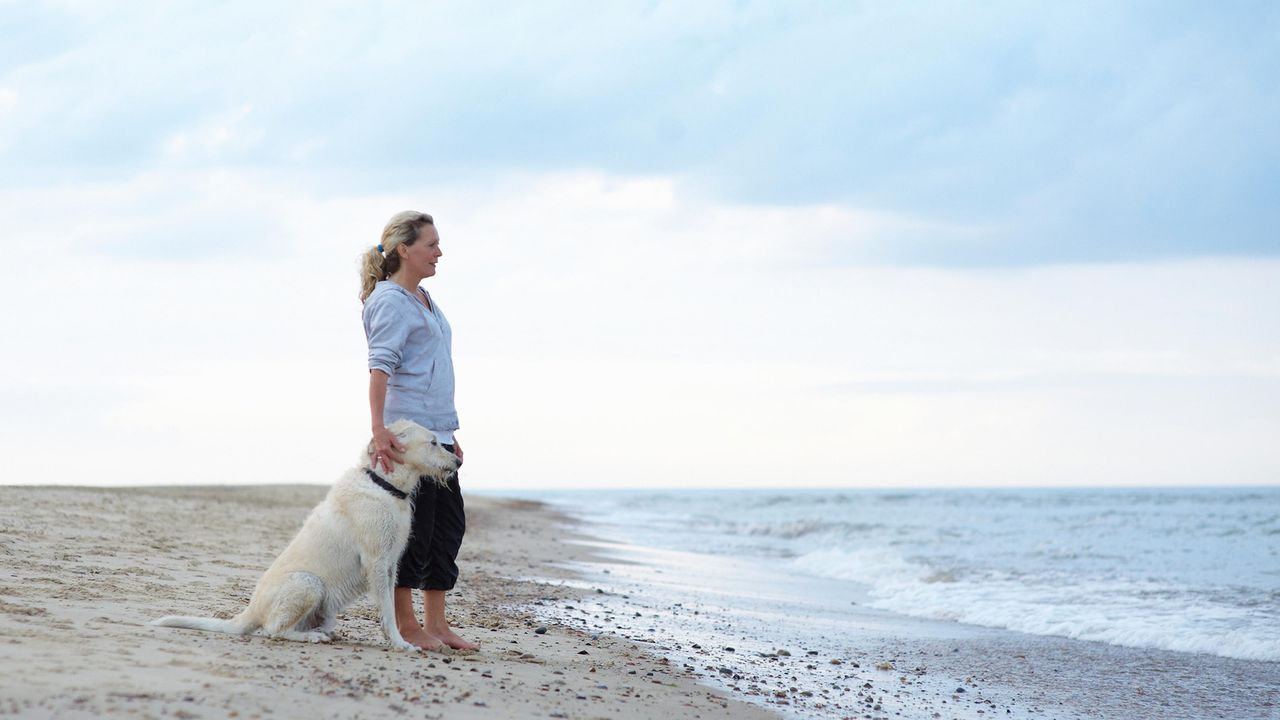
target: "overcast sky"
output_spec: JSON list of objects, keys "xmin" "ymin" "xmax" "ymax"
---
[{"xmin": 2, "ymin": 1, "xmax": 1277, "ymax": 489}]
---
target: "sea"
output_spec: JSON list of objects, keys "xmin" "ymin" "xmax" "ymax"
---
[
  {"xmin": 517, "ymin": 487, "xmax": 1279, "ymax": 662},
  {"xmin": 492, "ymin": 486, "xmax": 1279, "ymax": 718}
]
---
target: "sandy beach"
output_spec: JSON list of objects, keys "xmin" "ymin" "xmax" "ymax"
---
[
  {"xmin": 2, "ymin": 485, "xmax": 1277, "ymax": 720},
  {"xmin": 0, "ymin": 485, "xmax": 773, "ymax": 720}
]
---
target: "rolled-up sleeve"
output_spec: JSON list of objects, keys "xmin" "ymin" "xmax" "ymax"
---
[{"xmin": 363, "ymin": 296, "xmax": 409, "ymax": 376}]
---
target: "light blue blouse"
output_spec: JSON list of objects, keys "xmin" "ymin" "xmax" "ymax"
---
[{"xmin": 362, "ymin": 280, "xmax": 458, "ymax": 440}]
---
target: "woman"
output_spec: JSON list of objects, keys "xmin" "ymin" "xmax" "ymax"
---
[{"xmin": 359, "ymin": 210, "xmax": 478, "ymax": 651}]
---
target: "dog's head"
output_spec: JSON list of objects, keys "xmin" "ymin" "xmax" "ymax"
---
[{"xmin": 376, "ymin": 419, "xmax": 460, "ymax": 486}]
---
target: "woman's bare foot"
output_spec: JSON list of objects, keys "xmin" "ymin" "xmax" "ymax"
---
[
  {"xmin": 393, "ymin": 588, "xmax": 443, "ymax": 651},
  {"xmin": 397, "ymin": 623, "xmax": 446, "ymax": 651},
  {"xmin": 427, "ymin": 624, "xmax": 480, "ymax": 651}
]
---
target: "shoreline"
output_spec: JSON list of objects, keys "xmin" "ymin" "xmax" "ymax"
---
[
  {"xmin": 519, "ymin": 494, "xmax": 1280, "ymax": 720},
  {"xmin": 0, "ymin": 485, "xmax": 775, "ymax": 719},
  {"xmin": 3, "ymin": 485, "xmax": 1276, "ymax": 720}
]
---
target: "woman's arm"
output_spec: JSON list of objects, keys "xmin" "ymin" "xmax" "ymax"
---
[{"xmin": 369, "ymin": 369, "xmax": 405, "ymax": 473}]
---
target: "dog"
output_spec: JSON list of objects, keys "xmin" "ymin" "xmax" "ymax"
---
[{"xmin": 153, "ymin": 419, "xmax": 459, "ymax": 651}]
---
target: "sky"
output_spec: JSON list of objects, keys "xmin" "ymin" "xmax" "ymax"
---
[{"xmin": 1, "ymin": 1, "xmax": 1277, "ymax": 489}]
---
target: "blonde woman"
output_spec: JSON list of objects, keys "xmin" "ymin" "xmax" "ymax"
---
[{"xmin": 359, "ymin": 211, "xmax": 477, "ymax": 651}]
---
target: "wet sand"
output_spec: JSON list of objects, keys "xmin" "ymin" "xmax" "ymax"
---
[{"xmin": 0, "ymin": 485, "xmax": 774, "ymax": 719}]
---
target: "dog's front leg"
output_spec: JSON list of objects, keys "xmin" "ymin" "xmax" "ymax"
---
[
  {"xmin": 317, "ymin": 612, "xmax": 338, "ymax": 638},
  {"xmin": 366, "ymin": 559, "xmax": 416, "ymax": 652}
]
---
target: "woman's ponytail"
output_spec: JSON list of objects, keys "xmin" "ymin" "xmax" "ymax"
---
[{"xmin": 358, "ymin": 247, "xmax": 386, "ymax": 303}]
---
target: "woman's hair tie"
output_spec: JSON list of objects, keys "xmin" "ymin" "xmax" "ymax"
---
[{"xmin": 377, "ymin": 244, "xmax": 384, "ymax": 253}]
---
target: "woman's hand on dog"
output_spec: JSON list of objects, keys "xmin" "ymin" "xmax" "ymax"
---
[
  {"xmin": 371, "ymin": 425, "xmax": 406, "ymax": 473},
  {"xmin": 452, "ymin": 436, "xmax": 464, "ymax": 467}
]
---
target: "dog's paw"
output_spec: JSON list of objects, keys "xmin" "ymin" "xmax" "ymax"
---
[
  {"xmin": 303, "ymin": 631, "xmax": 331, "ymax": 643},
  {"xmin": 392, "ymin": 639, "xmax": 420, "ymax": 652}
]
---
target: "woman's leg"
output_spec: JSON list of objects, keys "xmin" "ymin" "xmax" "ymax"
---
[
  {"xmin": 394, "ymin": 480, "xmax": 444, "ymax": 650},
  {"xmin": 421, "ymin": 474, "xmax": 478, "ymax": 650}
]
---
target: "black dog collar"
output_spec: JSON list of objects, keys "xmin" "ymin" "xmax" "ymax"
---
[{"xmin": 365, "ymin": 468, "xmax": 409, "ymax": 500}]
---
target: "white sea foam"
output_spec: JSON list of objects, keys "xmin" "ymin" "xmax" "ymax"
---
[
  {"xmin": 529, "ymin": 487, "xmax": 1280, "ymax": 663},
  {"xmin": 793, "ymin": 546, "xmax": 1280, "ymax": 662}
]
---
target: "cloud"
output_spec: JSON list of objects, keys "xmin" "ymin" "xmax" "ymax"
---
[
  {"xmin": 1, "ymin": 1, "xmax": 1277, "ymax": 263},
  {"xmin": 1, "ymin": 168, "xmax": 1276, "ymax": 488}
]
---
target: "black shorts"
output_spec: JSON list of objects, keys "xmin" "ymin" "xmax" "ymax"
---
[{"xmin": 395, "ymin": 447, "xmax": 465, "ymax": 591}]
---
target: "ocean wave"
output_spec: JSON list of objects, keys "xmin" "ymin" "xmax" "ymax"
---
[
  {"xmin": 792, "ymin": 547, "xmax": 1280, "ymax": 663},
  {"xmin": 739, "ymin": 519, "xmax": 830, "ymax": 539},
  {"xmin": 736, "ymin": 520, "xmax": 884, "ymax": 540}
]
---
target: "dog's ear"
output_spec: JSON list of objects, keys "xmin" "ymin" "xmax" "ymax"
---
[{"xmin": 390, "ymin": 428, "xmax": 420, "ymax": 453}]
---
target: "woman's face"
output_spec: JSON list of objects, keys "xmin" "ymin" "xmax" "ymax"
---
[{"xmin": 401, "ymin": 225, "xmax": 443, "ymax": 278}]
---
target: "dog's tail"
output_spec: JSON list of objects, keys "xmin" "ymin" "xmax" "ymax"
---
[{"xmin": 152, "ymin": 610, "xmax": 256, "ymax": 635}]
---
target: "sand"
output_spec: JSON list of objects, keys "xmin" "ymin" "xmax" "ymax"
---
[
  {"xmin": 4, "ymin": 485, "xmax": 1276, "ymax": 720},
  {"xmin": 0, "ymin": 485, "xmax": 775, "ymax": 720}
]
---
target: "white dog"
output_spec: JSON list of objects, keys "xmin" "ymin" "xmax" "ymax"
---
[{"xmin": 153, "ymin": 419, "xmax": 459, "ymax": 650}]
